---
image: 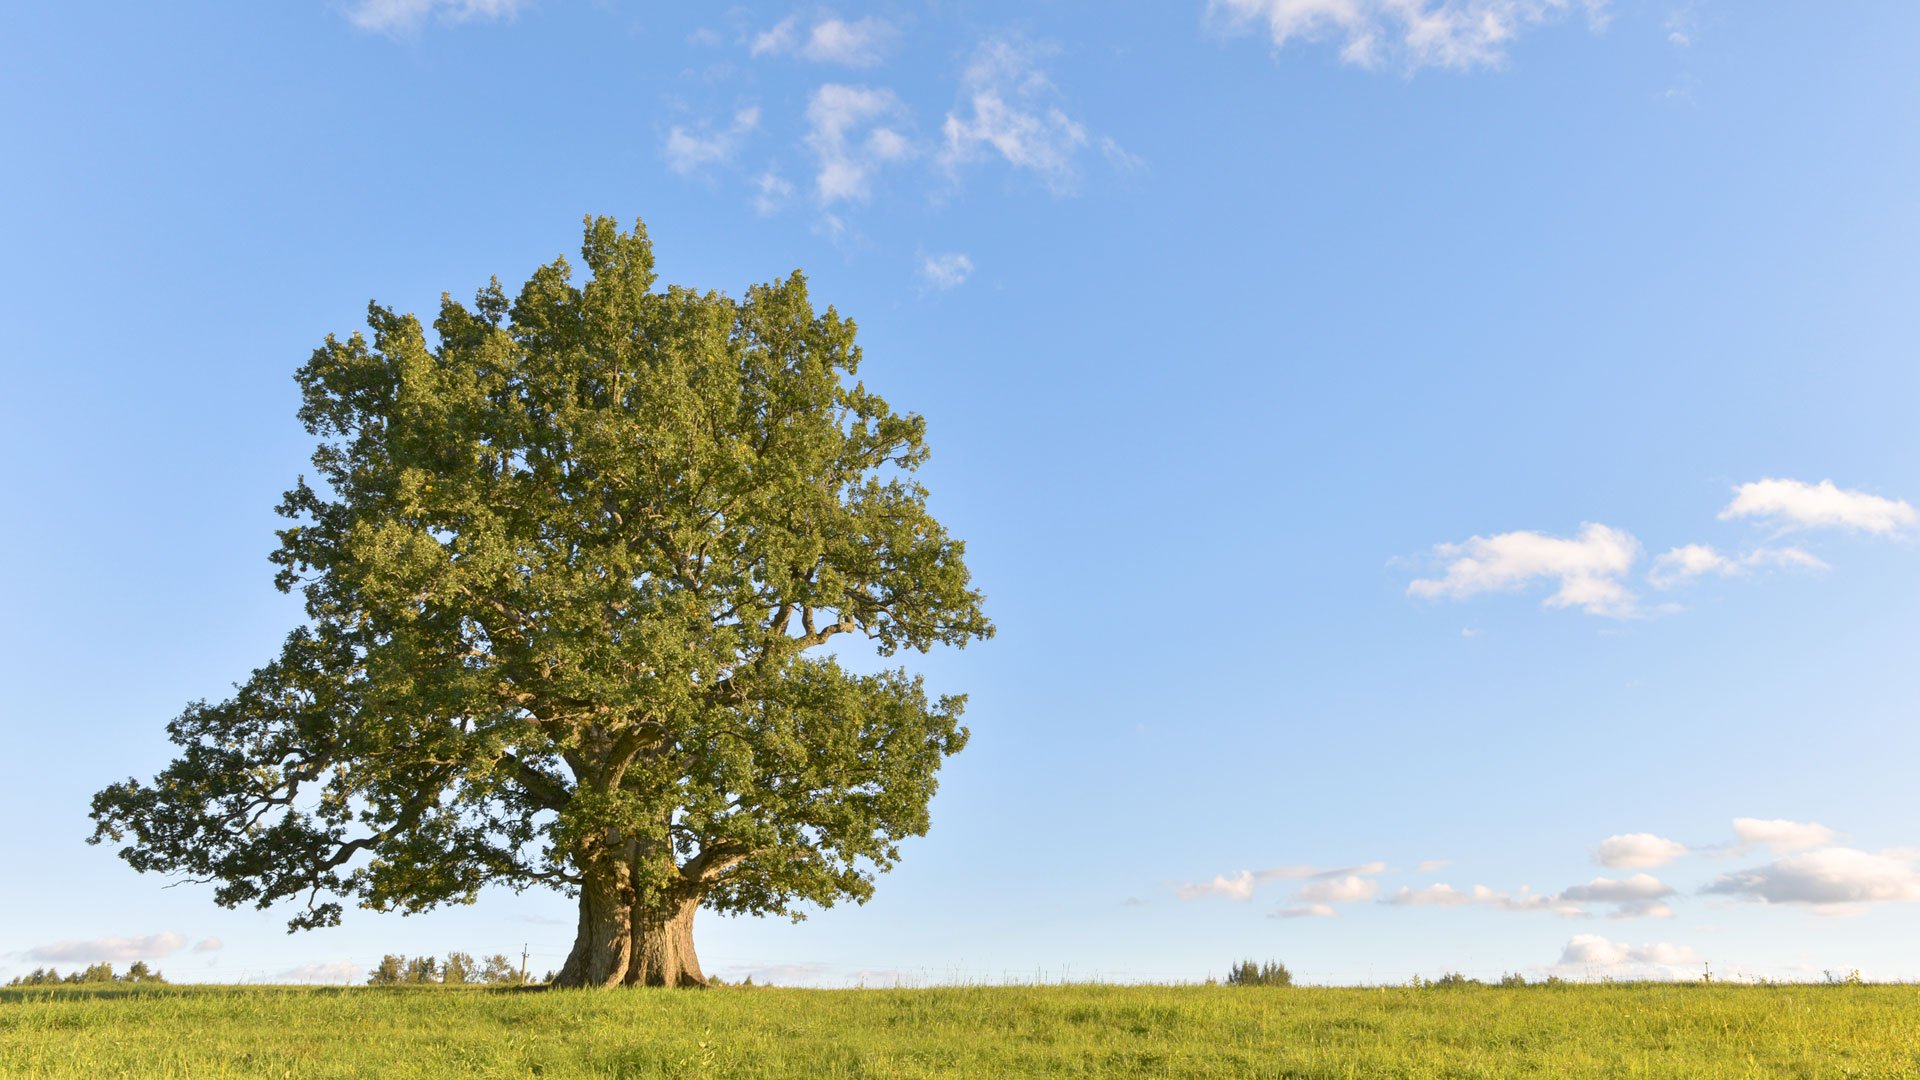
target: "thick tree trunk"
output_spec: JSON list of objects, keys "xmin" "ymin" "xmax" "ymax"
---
[
  {"xmin": 551, "ymin": 849, "xmax": 707, "ymax": 989},
  {"xmin": 625, "ymin": 893, "xmax": 706, "ymax": 987},
  {"xmin": 552, "ymin": 860, "xmax": 635, "ymax": 988}
]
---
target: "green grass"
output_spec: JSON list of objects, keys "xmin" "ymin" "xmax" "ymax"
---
[{"xmin": 4, "ymin": 982, "xmax": 1917, "ymax": 1078}]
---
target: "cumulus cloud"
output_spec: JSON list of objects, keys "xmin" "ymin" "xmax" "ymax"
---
[
  {"xmin": 753, "ymin": 16, "xmax": 898, "ymax": 67},
  {"xmin": 26, "ymin": 932, "xmax": 188, "ymax": 964},
  {"xmin": 193, "ymin": 937, "xmax": 224, "ymax": 953},
  {"xmin": 1648, "ymin": 544, "xmax": 1827, "ymax": 589},
  {"xmin": 1207, "ymin": 0, "xmax": 1608, "ymax": 71},
  {"xmin": 1705, "ymin": 848, "xmax": 1920, "ymax": 912},
  {"xmin": 1720, "ymin": 478, "xmax": 1916, "ymax": 535},
  {"xmin": 804, "ymin": 84, "xmax": 914, "ymax": 203},
  {"xmin": 1407, "ymin": 523, "xmax": 1641, "ymax": 617},
  {"xmin": 346, "ymin": 0, "xmax": 524, "ymax": 34},
  {"xmin": 940, "ymin": 38, "xmax": 1100, "ymax": 194},
  {"xmin": 1595, "ymin": 833, "xmax": 1689, "ymax": 869},
  {"xmin": 1554, "ymin": 934, "xmax": 1699, "ymax": 978},
  {"xmin": 921, "ymin": 253, "xmax": 974, "ymax": 289},
  {"xmin": 1734, "ymin": 818, "xmax": 1839, "ymax": 854},
  {"xmin": 1273, "ymin": 903, "xmax": 1338, "ymax": 919},
  {"xmin": 1561, "ymin": 874, "xmax": 1675, "ymax": 918},
  {"xmin": 665, "ymin": 107, "xmax": 761, "ymax": 175}
]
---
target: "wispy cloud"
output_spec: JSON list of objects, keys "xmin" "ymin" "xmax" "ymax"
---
[
  {"xmin": 25, "ymin": 932, "xmax": 187, "ymax": 964},
  {"xmin": 1207, "ymin": 0, "xmax": 1609, "ymax": 71},
  {"xmin": 753, "ymin": 15, "xmax": 899, "ymax": 67},
  {"xmin": 1177, "ymin": 870, "xmax": 1257, "ymax": 900},
  {"xmin": 346, "ymin": 0, "xmax": 525, "ymax": 34},
  {"xmin": 665, "ymin": 107, "xmax": 762, "ymax": 175},
  {"xmin": 281, "ymin": 962, "xmax": 362, "ymax": 983},
  {"xmin": 804, "ymin": 84, "xmax": 914, "ymax": 204},
  {"xmin": 1647, "ymin": 544, "xmax": 1827, "ymax": 589},
  {"xmin": 193, "ymin": 937, "xmax": 224, "ymax": 953},
  {"xmin": 1407, "ymin": 523, "xmax": 1641, "ymax": 617},
  {"xmin": 921, "ymin": 253, "xmax": 974, "ymax": 289},
  {"xmin": 752, "ymin": 171, "xmax": 796, "ymax": 216},
  {"xmin": 940, "ymin": 38, "xmax": 1103, "ymax": 194},
  {"xmin": 1720, "ymin": 478, "xmax": 1916, "ymax": 535}
]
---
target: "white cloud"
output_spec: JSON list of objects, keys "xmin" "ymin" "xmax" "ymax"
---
[
  {"xmin": 346, "ymin": 0, "xmax": 524, "ymax": 34},
  {"xmin": 1273, "ymin": 903, "xmax": 1338, "ymax": 918},
  {"xmin": 1177, "ymin": 870, "xmax": 1256, "ymax": 900},
  {"xmin": 1648, "ymin": 544, "xmax": 1827, "ymax": 589},
  {"xmin": 1415, "ymin": 859, "xmax": 1451, "ymax": 872},
  {"xmin": 665, "ymin": 107, "xmax": 761, "ymax": 176},
  {"xmin": 1554, "ymin": 933, "xmax": 1699, "ymax": 978},
  {"xmin": 753, "ymin": 16, "xmax": 898, "ymax": 67},
  {"xmin": 940, "ymin": 38, "xmax": 1098, "ymax": 194},
  {"xmin": 1720, "ymin": 478, "xmax": 1917, "ymax": 535},
  {"xmin": 1383, "ymin": 882, "xmax": 1474, "ymax": 907},
  {"xmin": 1207, "ymin": 0, "xmax": 1608, "ymax": 71},
  {"xmin": 193, "ymin": 937, "xmax": 224, "ymax": 953},
  {"xmin": 1595, "ymin": 833, "xmax": 1689, "ymax": 869},
  {"xmin": 281, "ymin": 962, "xmax": 363, "ymax": 983},
  {"xmin": 752, "ymin": 171, "xmax": 795, "ymax": 216},
  {"xmin": 1734, "ymin": 817, "xmax": 1839, "ymax": 854},
  {"xmin": 1297, "ymin": 874, "xmax": 1380, "ymax": 903},
  {"xmin": 1561, "ymin": 874, "xmax": 1675, "ymax": 918},
  {"xmin": 26, "ymin": 932, "xmax": 188, "ymax": 964},
  {"xmin": 1705, "ymin": 848, "xmax": 1920, "ymax": 911},
  {"xmin": 921, "ymin": 253, "xmax": 974, "ymax": 289},
  {"xmin": 804, "ymin": 84, "xmax": 914, "ymax": 204},
  {"xmin": 1407, "ymin": 522, "xmax": 1641, "ymax": 617}
]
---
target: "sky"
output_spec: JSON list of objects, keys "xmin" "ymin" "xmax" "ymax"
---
[{"xmin": 2, "ymin": 0, "xmax": 1918, "ymax": 987}]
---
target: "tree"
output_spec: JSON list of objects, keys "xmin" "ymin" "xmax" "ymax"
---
[
  {"xmin": 480, "ymin": 954, "xmax": 524, "ymax": 985},
  {"xmin": 90, "ymin": 217, "xmax": 992, "ymax": 988},
  {"xmin": 368, "ymin": 955, "xmax": 406, "ymax": 986},
  {"xmin": 442, "ymin": 952, "xmax": 476, "ymax": 985}
]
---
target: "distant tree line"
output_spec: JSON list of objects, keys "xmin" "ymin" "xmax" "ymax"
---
[
  {"xmin": 366, "ymin": 952, "xmax": 546, "ymax": 986},
  {"xmin": 7, "ymin": 962, "xmax": 167, "ymax": 986}
]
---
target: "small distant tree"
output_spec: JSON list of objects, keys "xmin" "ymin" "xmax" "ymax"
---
[
  {"xmin": 1430, "ymin": 972, "xmax": 1481, "ymax": 988},
  {"xmin": 368, "ymin": 955, "xmax": 406, "ymax": 986},
  {"xmin": 67, "ymin": 963, "xmax": 117, "ymax": 985},
  {"xmin": 121, "ymin": 961, "xmax": 167, "ymax": 984},
  {"xmin": 1498, "ymin": 972, "xmax": 1527, "ymax": 988},
  {"xmin": 1225, "ymin": 960, "xmax": 1292, "ymax": 987},
  {"xmin": 480, "ymin": 954, "xmax": 523, "ymax": 985},
  {"xmin": 442, "ymin": 952, "xmax": 476, "ymax": 985},
  {"xmin": 7, "ymin": 968, "xmax": 61, "ymax": 986},
  {"xmin": 403, "ymin": 956, "xmax": 439, "ymax": 984}
]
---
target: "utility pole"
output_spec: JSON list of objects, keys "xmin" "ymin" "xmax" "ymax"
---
[{"xmin": 520, "ymin": 944, "xmax": 529, "ymax": 985}]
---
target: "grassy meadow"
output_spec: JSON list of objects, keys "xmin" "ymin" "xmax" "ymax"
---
[{"xmin": 5, "ymin": 982, "xmax": 1919, "ymax": 1078}]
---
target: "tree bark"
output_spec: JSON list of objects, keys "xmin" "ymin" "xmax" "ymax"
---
[
  {"xmin": 551, "ymin": 857, "xmax": 635, "ymax": 988},
  {"xmin": 551, "ymin": 849, "xmax": 708, "ymax": 989},
  {"xmin": 625, "ymin": 892, "xmax": 706, "ymax": 987}
]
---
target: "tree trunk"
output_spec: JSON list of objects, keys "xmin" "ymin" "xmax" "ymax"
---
[
  {"xmin": 551, "ymin": 858, "xmax": 635, "ymax": 988},
  {"xmin": 551, "ymin": 850, "xmax": 708, "ymax": 989},
  {"xmin": 625, "ymin": 892, "xmax": 706, "ymax": 987}
]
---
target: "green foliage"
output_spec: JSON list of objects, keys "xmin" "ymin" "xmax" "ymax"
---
[
  {"xmin": 1499, "ymin": 972, "xmax": 1528, "ymax": 988},
  {"xmin": 367, "ymin": 956, "xmax": 405, "ymax": 986},
  {"xmin": 6, "ymin": 984, "xmax": 1920, "ymax": 1078},
  {"xmin": 6, "ymin": 963, "xmax": 166, "ymax": 987},
  {"xmin": 1224, "ymin": 960, "xmax": 1292, "ymax": 987},
  {"xmin": 87, "ymin": 217, "xmax": 992, "ymax": 952},
  {"xmin": 479, "ymin": 954, "xmax": 525, "ymax": 985},
  {"xmin": 1428, "ymin": 972, "xmax": 1483, "ymax": 989}
]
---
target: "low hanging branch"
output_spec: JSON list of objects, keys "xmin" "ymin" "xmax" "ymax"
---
[{"xmin": 89, "ymin": 216, "xmax": 993, "ymax": 988}]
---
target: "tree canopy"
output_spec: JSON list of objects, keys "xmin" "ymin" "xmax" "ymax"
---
[{"xmin": 90, "ymin": 216, "xmax": 992, "ymax": 986}]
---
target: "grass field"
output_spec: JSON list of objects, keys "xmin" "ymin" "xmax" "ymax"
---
[{"xmin": 4, "ymin": 982, "xmax": 1917, "ymax": 1078}]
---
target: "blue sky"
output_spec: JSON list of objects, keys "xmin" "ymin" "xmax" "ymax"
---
[{"xmin": 3, "ymin": 0, "xmax": 1918, "ymax": 986}]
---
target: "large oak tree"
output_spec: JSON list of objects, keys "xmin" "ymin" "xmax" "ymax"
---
[{"xmin": 90, "ymin": 218, "xmax": 991, "ymax": 987}]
